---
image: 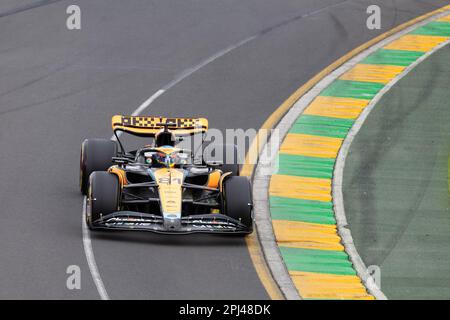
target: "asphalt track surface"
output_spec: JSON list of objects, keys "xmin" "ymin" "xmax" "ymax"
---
[
  {"xmin": 0, "ymin": 0, "xmax": 449, "ymax": 299},
  {"xmin": 344, "ymin": 44, "xmax": 450, "ymax": 299}
]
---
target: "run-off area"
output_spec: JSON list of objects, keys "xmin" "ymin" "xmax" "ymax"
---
[{"xmin": 344, "ymin": 44, "xmax": 450, "ymax": 300}]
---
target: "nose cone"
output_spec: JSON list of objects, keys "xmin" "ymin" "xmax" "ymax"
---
[{"xmin": 163, "ymin": 215, "xmax": 181, "ymax": 230}]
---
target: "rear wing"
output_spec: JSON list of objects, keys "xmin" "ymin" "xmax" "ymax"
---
[{"xmin": 111, "ymin": 115, "xmax": 208, "ymax": 137}]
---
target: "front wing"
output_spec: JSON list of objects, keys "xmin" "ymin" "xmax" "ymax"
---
[{"xmin": 90, "ymin": 211, "xmax": 252, "ymax": 235}]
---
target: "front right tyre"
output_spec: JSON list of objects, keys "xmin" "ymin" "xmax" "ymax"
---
[{"xmin": 222, "ymin": 176, "xmax": 253, "ymax": 234}]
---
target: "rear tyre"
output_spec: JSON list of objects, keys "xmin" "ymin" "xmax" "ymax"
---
[
  {"xmin": 80, "ymin": 138, "xmax": 118, "ymax": 195},
  {"xmin": 222, "ymin": 176, "xmax": 253, "ymax": 233},
  {"xmin": 88, "ymin": 172, "xmax": 120, "ymax": 229}
]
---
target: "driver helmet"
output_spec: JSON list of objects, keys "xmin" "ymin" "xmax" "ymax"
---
[{"xmin": 144, "ymin": 147, "xmax": 178, "ymax": 168}]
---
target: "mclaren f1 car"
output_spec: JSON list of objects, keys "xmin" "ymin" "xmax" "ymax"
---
[{"xmin": 79, "ymin": 115, "xmax": 253, "ymax": 235}]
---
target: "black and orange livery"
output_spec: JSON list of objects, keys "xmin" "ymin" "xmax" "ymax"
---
[{"xmin": 80, "ymin": 116, "xmax": 253, "ymax": 235}]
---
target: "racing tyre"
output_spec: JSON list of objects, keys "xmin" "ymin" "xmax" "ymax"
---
[
  {"xmin": 88, "ymin": 172, "xmax": 120, "ymax": 229},
  {"xmin": 223, "ymin": 176, "xmax": 253, "ymax": 233},
  {"xmin": 80, "ymin": 138, "xmax": 118, "ymax": 195}
]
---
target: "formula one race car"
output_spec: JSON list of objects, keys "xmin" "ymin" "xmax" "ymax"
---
[{"xmin": 79, "ymin": 115, "xmax": 253, "ymax": 235}]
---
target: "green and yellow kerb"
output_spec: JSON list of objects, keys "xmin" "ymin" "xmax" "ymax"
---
[{"xmin": 269, "ymin": 12, "xmax": 450, "ymax": 300}]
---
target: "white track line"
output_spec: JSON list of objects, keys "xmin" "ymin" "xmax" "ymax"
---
[
  {"xmin": 254, "ymin": 8, "xmax": 450, "ymax": 300},
  {"xmin": 131, "ymin": 35, "xmax": 255, "ymax": 118},
  {"xmin": 82, "ymin": 197, "xmax": 109, "ymax": 300},
  {"xmin": 131, "ymin": 89, "xmax": 165, "ymax": 116},
  {"xmin": 82, "ymin": 36, "xmax": 256, "ymax": 301}
]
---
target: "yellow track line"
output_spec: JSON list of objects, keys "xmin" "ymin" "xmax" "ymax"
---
[
  {"xmin": 245, "ymin": 231, "xmax": 284, "ymax": 299},
  {"xmin": 243, "ymin": 4, "xmax": 450, "ymax": 300},
  {"xmin": 437, "ymin": 14, "xmax": 450, "ymax": 22}
]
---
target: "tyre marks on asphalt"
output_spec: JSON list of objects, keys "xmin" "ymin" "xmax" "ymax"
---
[{"xmin": 0, "ymin": 0, "xmax": 63, "ymax": 19}]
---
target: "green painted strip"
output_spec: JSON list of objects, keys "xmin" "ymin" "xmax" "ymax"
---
[
  {"xmin": 290, "ymin": 114, "xmax": 354, "ymax": 139},
  {"xmin": 279, "ymin": 247, "xmax": 356, "ymax": 276},
  {"xmin": 361, "ymin": 49, "xmax": 423, "ymax": 66},
  {"xmin": 411, "ymin": 21, "xmax": 450, "ymax": 37},
  {"xmin": 270, "ymin": 196, "xmax": 336, "ymax": 225},
  {"xmin": 277, "ymin": 154, "xmax": 335, "ymax": 179},
  {"xmin": 320, "ymin": 80, "xmax": 384, "ymax": 100}
]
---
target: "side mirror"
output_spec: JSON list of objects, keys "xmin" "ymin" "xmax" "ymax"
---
[
  {"xmin": 205, "ymin": 160, "xmax": 223, "ymax": 168},
  {"xmin": 112, "ymin": 157, "xmax": 130, "ymax": 165}
]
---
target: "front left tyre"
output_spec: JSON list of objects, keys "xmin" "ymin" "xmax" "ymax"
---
[
  {"xmin": 222, "ymin": 176, "xmax": 253, "ymax": 234},
  {"xmin": 87, "ymin": 171, "xmax": 120, "ymax": 229},
  {"xmin": 80, "ymin": 138, "xmax": 118, "ymax": 195}
]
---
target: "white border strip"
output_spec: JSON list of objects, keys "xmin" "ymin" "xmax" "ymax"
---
[
  {"xmin": 82, "ymin": 197, "xmax": 109, "ymax": 300},
  {"xmin": 254, "ymin": 9, "xmax": 450, "ymax": 300}
]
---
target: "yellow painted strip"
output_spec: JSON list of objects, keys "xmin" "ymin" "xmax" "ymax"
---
[
  {"xmin": 339, "ymin": 64, "xmax": 405, "ymax": 84},
  {"xmin": 289, "ymin": 271, "xmax": 374, "ymax": 300},
  {"xmin": 272, "ymin": 220, "xmax": 344, "ymax": 251},
  {"xmin": 437, "ymin": 14, "xmax": 450, "ymax": 22},
  {"xmin": 384, "ymin": 34, "xmax": 449, "ymax": 52},
  {"xmin": 270, "ymin": 175, "xmax": 332, "ymax": 202},
  {"xmin": 280, "ymin": 133, "xmax": 343, "ymax": 158},
  {"xmin": 303, "ymin": 96, "xmax": 370, "ymax": 119}
]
